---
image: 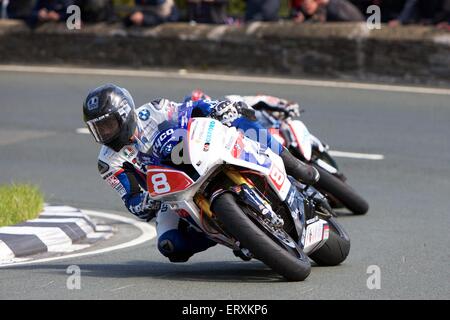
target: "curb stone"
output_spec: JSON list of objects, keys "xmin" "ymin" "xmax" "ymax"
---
[{"xmin": 0, "ymin": 205, "xmax": 114, "ymax": 264}]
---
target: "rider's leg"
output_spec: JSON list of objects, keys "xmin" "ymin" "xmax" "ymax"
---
[
  {"xmin": 279, "ymin": 147, "xmax": 319, "ymax": 185},
  {"xmin": 156, "ymin": 209, "xmax": 216, "ymax": 262},
  {"xmin": 232, "ymin": 117, "xmax": 319, "ymax": 185}
]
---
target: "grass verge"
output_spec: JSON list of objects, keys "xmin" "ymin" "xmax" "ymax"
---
[{"xmin": 0, "ymin": 183, "xmax": 44, "ymax": 227}]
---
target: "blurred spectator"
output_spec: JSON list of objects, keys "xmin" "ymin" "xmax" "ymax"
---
[
  {"xmin": 386, "ymin": 0, "xmax": 444, "ymax": 26},
  {"xmin": 326, "ymin": 0, "xmax": 365, "ymax": 21},
  {"xmin": 366, "ymin": 0, "xmax": 405, "ymax": 23},
  {"xmin": 125, "ymin": 0, "xmax": 179, "ymax": 27},
  {"xmin": 187, "ymin": 0, "xmax": 229, "ymax": 24},
  {"xmin": 347, "ymin": 0, "xmax": 373, "ymax": 15},
  {"xmin": 112, "ymin": 0, "xmax": 134, "ymax": 18},
  {"xmin": 245, "ymin": 0, "xmax": 280, "ymax": 22},
  {"xmin": 5, "ymin": 0, "xmax": 37, "ymax": 20},
  {"xmin": 291, "ymin": 0, "xmax": 364, "ymax": 22},
  {"xmin": 0, "ymin": 0, "xmax": 5, "ymax": 19},
  {"xmin": 30, "ymin": 0, "xmax": 75, "ymax": 26},
  {"xmin": 77, "ymin": 0, "xmax": 115, "ymax": 22},
  {"xmin": 290, "ymin": 0, "xmax": 326, "ymax": 22},
  {"xmin": 435, "ymin": 0, "xmax": 450, "ymax": 29},
  {"xmin": 349, "ymin": 0, "xmax": 445, "ymax": 25}
]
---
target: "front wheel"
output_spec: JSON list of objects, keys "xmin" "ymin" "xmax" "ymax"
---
[
  {"xmin": 211, "ymin": 193, "xmax": 311, "ymax": 281},
  {"xmin": 309, "ymin": 217, "xmax": 350, "ymax": 266}
]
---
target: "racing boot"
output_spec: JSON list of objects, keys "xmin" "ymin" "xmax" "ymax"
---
[{"xmin": 280, "ymin": 147, "xmax": 320, "ymax": 185}]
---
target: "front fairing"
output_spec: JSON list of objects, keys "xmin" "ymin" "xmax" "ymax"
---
[{"xmin": 285, "ymin": 120, "xmax": 313, "ymax": 161}]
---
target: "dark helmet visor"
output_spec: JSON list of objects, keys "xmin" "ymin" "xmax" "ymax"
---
[{"xmin": 86, "ymin": 113, "xmax": 121, "ymax": 144}]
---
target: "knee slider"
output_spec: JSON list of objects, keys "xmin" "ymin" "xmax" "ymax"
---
[{"xmin": 157, "ymin": 230, "xmax": 188, "ymax": 257}]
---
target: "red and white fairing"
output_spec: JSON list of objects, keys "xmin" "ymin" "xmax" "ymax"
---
[{"xmin": 285, "ymin": 119, "xmax": 313, "ymax": 161}]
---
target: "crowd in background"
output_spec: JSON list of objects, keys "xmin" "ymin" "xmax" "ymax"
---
[{"xmin": 1, "ymin": 0, "xmax": 449, "ymax": 29}]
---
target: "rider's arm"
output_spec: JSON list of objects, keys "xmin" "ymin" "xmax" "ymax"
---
[
  {"xmin": 115, "ymin": 165, "xmax": 153, "ymax": 219},
  {"xmin": 97, "ymin": 147, "xmax": 160, "ymax": 220},
  {"xmin": 181, "ymin": 99, "xmax": 255, "ymax": 123},
  {"xmin": 182, "ymin": 99, "xmax": 218, "ymax": 118}
]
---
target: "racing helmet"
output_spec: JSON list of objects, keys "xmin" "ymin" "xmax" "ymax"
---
[{"xmin": 83, "ymin": 84, "xmax": 137, "ymax": 152}]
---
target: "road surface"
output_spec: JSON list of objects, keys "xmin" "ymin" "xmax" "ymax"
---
[{"xmin": 0, "ymin": 67, "xmax": 449, "ymax": 299}]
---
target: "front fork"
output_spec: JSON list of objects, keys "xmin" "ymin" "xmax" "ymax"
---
[
  {"xmin": 195, "ymin": 169, "xmax": 331, "ymax": 256},
  {"xmin": 195, "ymin": 168, "xmax": 285, "ymax": 229},
  {"xmin": 193, "ymin": 169, "xmax": 262, "ymax": 254},
  {"xmin": 193, "ymin": 168, "xmax": 249, "ymax": 216},
  {"xmin": 196, "ymin": 168, "xmax": 303, "ymax": 245}
]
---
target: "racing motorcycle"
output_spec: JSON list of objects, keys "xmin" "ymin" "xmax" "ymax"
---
[
  {"xmin": 255, "ymin": 107, "xmax": 369, "ymax": 215},
  {"xmin": 146, "ymin": 118, "xmax": 350, "ymax": 281}
]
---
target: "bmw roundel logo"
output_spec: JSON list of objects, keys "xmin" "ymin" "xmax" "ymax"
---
[{"xmin": 138, "ymin": 109, "xmax": 150, "ymax": 121}]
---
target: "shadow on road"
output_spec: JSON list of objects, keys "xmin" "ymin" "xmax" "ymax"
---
[
  {"xmin": 4, "ymin": 260, "xmax": 291, "ymax": 283},
  {"xmin": 333, "ymin": 209, "xmax": 363, "ymax": 217}
]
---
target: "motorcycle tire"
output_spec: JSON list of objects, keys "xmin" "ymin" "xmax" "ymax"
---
[
  {"xmin": 212, "ymin": 192, "xmax": 311, "ymax": 281},
  {"xmin": 314, "ymin": 165, "xmax": 369, "ymax": 215},
  {"xmin": 309, "ymin": 217, "xmax": 350, "ymax": 266}
]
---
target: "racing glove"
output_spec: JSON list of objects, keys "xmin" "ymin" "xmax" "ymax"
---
[
  {"xmin": 129, "ymin": 191, "xmax": 161, "ymax": 221},
  {"xmin": 210, "ymin": 100, "xmax": 242, "ymax": 127},
  {"xmin": 284, "ymin": 102, "xmax": 301, "ymax": 118}
]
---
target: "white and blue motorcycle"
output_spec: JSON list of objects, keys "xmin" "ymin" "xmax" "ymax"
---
[{"xmin": 145, "ymin": 118, "xmax": 350, "ymax": 281}]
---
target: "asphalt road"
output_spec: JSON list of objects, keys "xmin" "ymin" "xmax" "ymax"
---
[{"xmin": 0, "ymin": 68, "xmax": 449, "ymax": 300}]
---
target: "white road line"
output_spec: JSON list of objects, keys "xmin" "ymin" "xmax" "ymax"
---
[
  {"xmin": 76, "ymin": 127, "xmax": 384, "ymax": 160},
  {"xmin": 0, "ymin": 210, "xmax": 156, "ymax": 268},
  {"xmin": 1, "ymin": 64, "xmax": 450, "ymax": 96},
  {"xmin": 329, "ymin": 150, "xmax": 384, "ymax": 160},
  {"xmin": 76, "ymin": 127, "xmax": 89, "ymax": 134},
  {"xmin": 110, "ymin": 284, "xmax": 135, "ymax": 292}
]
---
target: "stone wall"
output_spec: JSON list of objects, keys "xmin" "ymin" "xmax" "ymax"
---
[{"xmin": 1, "ymin": 20, "xmax": 449, "ymax": 86}]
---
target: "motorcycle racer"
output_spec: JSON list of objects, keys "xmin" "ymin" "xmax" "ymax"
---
[{"xmin": 82, "ymin": 84, "xmax": 319, "ymax": 263}]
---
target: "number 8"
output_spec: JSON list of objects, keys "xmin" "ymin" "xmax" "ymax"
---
[
  {"xmin": 270, "ymin": 166, "xmax": 285, "ymax": 185},
  {"xmin": 151, "ymin": 173, "xmax": 171, "ymax": 194}
]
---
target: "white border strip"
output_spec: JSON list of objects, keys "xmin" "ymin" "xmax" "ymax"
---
[
  {"xmin": 0, "ymin": 210, "xmax": 156, "ymax": 268},
  {"xmin": 0, "ymin": 226, "xmax": 73, "ymax": 251},
  {"xmin": 0, "ymin": 240, "xmax": 15, "ymax": 262},
  {"xmin": 1, "ymin": 65, "xmax": 449, "ymax": 96}
]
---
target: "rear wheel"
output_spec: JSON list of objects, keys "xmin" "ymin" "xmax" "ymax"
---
[
  {"xmin": 309, "ymin": 217, "xmax": 350, "ymax": 266},
  {"xmin": 211, "ymin": 192, "xmax": 311, "ymax": 281},
  {"xmin": 314, "ymin": 165, "xmax": 369, "ymax": 215}
]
